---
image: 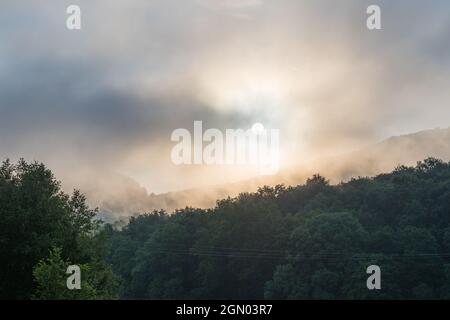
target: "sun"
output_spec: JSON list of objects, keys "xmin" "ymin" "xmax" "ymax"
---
[{"xmin": 251, "ymin": 122, "xmax": 265, "ymax": 135}]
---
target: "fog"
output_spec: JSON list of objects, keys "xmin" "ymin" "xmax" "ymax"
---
[{"xmin": 1, "ymin": 0, "xmax": 450, "ymax": 216}]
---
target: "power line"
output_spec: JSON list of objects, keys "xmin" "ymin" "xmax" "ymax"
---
[{"xmin": 141, "ymin": 243, "xmax": 450, "ymax": 261}]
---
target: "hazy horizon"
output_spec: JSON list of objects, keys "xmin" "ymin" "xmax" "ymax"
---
[{"xmin": 2, "ymin": 0, "xmax": 450, "ymax": 201}]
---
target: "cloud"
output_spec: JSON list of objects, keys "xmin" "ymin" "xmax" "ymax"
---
[
  {"xmin": 196, "ymin": 0, "xmax": 263, "ymax": 9},
  {"xmin": 1, "ymin": 0, "xmax": 450, "ymax": 205}
]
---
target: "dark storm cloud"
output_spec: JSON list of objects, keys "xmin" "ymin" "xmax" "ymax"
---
[{"xmin": 0, "ymin": 56, "xmax": 234, "ymax": 165}]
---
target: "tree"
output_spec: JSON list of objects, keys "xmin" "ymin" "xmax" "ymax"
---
[
  {"xmin": 0, "ymin": 159, "xmax": 120, "ymax": 299},
  {"xmin": 32, "ymin": 247, "xmax": 119, "ymax": 300},
  {"xmin": 104, "ymin": 158, "xmax": 450, "ymax": 299}
]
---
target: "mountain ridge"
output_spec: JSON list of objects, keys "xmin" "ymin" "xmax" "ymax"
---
[{"xmin": 93, "ymin": 127, "xmax": 450, "ymax": 221}]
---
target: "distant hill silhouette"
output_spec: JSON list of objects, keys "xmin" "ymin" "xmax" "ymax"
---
[{"xmin": 91, "ymin": 127, "xmax": 450, "ymax": 221}]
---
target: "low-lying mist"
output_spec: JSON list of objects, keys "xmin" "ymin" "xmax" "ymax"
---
[{"xmin": 65, "ymin": 127, "xmax": 450, "ymax": 221}]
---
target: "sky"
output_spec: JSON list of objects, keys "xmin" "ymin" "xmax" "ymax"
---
[{"xmin": 1, "ymin": 0, "xmax": 450, "ymax": 196}]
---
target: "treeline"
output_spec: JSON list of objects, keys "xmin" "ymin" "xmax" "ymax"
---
[
  {"xmin": 105, "ymin": 157, "xmax": 450, "ymax": 299},
  {"xmin": 2, "ymin": 158, "xmax": 450, "ymax": 299}
]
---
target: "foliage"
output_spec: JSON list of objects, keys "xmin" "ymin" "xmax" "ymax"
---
[
  {"xmin": 32, "ymin": 247, "xmax": 119, "ymax": 300},
  {"xmin": 3, "ymin": 157, "xmax": 450, "ymax": 299},
  {"xmin": 105, "ymin": 158, "xmax": 450, "ymax": 299},
  {"xmin": 0, "ymin": 159, "xmax": 119, "ymax": 299}
]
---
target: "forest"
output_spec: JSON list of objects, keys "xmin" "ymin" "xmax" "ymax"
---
[{"xmin": 1, "ymin": 157, "xmax": 450, "ymax": 299}]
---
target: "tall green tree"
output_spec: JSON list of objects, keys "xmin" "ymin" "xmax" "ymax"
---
[{"xmin": 0, "ymin": 159, "xmax": 119, "ymax": 299}]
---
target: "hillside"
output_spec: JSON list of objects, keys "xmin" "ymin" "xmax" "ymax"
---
[
  {"xmin": 104, "ymin": 157, "xmax": 450, "ymax": 299},
  {"xmin": 91, "ymin": 127, "xmax": 450, "ymax": 220},
  {"xmin": 3, "ymin": 157, "xmax": 450, "ymax": 299}
]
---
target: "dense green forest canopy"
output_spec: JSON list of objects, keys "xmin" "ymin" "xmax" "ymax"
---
[{"xmin": 2, "ymin": 157, "xmax": 450, "ymax": 299}]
